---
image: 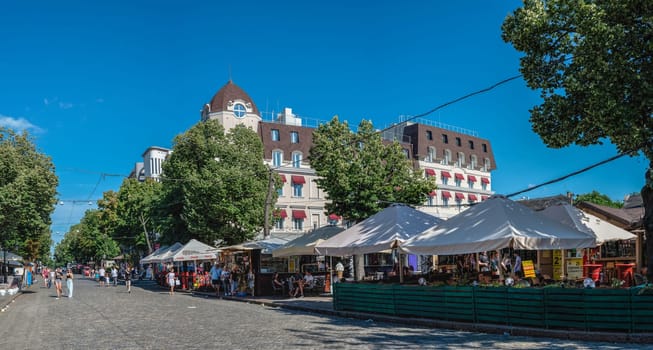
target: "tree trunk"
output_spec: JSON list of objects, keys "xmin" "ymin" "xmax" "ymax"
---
[
  {"xmin": 642, "ymin": 169, "xmax": 653, "ymax": 281},
  {"xmin": 139, "ymin": 214, "xmax": 153, "ymax": 255}
]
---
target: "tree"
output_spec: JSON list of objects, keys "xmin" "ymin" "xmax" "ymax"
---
[
  {"xmin": 0, "ymin": 127, "xmax": 58, "ymax": 268},
  {"xmin": 502, "ymin": 0, "xmax": 653, "ymax": 276},
  {"xmin": 309, "ymin": 117, "xmax": 436, "ymax": 222},
  {"xmin": 159, "ymin": 120, "xmax": 274, "ymax": 245},
  {"xmin": 574, "ymin": 191, "xmax": 623, "ymax": 208}
]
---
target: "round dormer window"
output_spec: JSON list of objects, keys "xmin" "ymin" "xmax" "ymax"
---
[{"xmin": 233, "ymin": 103, "xmax": 247, "ymax": 118}]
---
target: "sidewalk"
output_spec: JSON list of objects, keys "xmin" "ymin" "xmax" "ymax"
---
[{"xmin": 190, "ymin": 289, "xmax": 653, "ymax": 344}]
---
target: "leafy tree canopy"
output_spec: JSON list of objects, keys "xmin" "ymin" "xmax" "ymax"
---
[
  {"xmin": 309, "ymin": 117, "xmax": 436, "ymax": 222},
  {"xmin": 574, "ymin": 190, "xmax": 623, "ymax": 208},
  {"xmin": 159, "ymin": 120, "xmax": 274, "ymax": 246},
  {"xmin": 0, "ymin": 127, "xmax": 58, "ymax": 262}
]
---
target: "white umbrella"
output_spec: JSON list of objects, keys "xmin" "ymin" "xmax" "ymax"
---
[
  {"xmin": 400, "ymin": 196, "xmax": 597, "ymax": 256},
  {"xmin": 314, "ymin": 204, "xmax": 445, "ymax": 256}
]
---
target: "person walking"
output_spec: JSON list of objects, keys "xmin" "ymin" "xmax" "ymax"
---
[
  {"xmin": 209, "ymin": 262, "xmax": 222, "ymax": 297},
  {"xmin": 111, "ymin": 266, "xmax": 118, "ymax": 287},
  {"xmin": 98, "ymin": 266, "xmax": 105, "ymax": 287},
  {"xmin": 167, "ymin": 268, "xmax": 176, "ymax": 295},
  {"xmin": 65, "ymin": 268, "xmax": 74, "ymax": 298},
  {"xmin": 54, "ymin": 268, "xmax": 63, "ymax": 299},
  {"xmin": 125, "ymin": 266, "xmax": 132, "ymax": 294}
]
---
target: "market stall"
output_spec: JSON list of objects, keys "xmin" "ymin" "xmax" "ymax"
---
[{"xmin": 161, "ymin": 239, "xmax": 218, "ymax": 290}]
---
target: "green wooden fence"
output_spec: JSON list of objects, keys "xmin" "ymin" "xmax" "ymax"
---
[{"xmin": 333, "ymin": 283, "xmax": 653, "ymax": 333}]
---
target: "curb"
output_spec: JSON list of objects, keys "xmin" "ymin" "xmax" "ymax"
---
[{"xmin": 0, "ymin": 291, "xmax": 23, "ymax": 313}]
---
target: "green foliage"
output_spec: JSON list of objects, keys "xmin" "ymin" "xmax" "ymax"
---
[
  {"xmin": 55, "ymin": 211, "xmax": 120, "ymax": 266},
  {"xmin": 159, "ymin": 120, "xmax": 274, "ymax": 245},
  {"xmin": 574, "ymin": 190, "xmax": 623, "ymax": 208},
  {"xmin": 0, "ymin": 127, "xmax": 58, "ymax": 262},
  {"xmin": 309, "ymin": 117, "xmax": 436, "ymax": 222},
  {"xmin": 502, "ymin": 0, "xmax": 653, "ymax": 161}
]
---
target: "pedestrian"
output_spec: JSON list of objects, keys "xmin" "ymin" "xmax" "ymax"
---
[
  {"xmin": 513, "ymin": 252, "xmax": 523, "ymax": 279},
  {"xmin": 42, "ymin": 267, "xmax": 50, "ymax": 289},
  {"xmin": 125, "ymin": 265, "xmax": 132, "ymax": 294},
  {"xmin": 167, "ymin": 268, "xmax": 176, "ymax": 295},
  {"xmin": 209, "ymin": 262, "xmax": 222, "ymax": 297},
  {"xmin": 65, "ymin": 268, "xmax": 74, "ymax": 298},
  {"xmin": 49, "ymin": 268, "xmax": 55, "ymax": 289},
  {"xmin": 54, "ymin": 268, "xmax": 63, "ymax": 299},
  {"xmin": 98, "ymin": 266, "xmax": 106, "ymax": 287},
  {"xmin": 111, "ymin": 266, "xmax": 118, "ymax": 286}
]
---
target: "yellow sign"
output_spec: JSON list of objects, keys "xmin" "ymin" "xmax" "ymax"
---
[
  {"xmin": 553, "ymin": 250, "xmax": 562, "ymax": 280},
  {"xmin": 567, "ymin": 257, "xmax": 583, "ymax": 280},
  {"xmin": 522, "ymin": 260, "xmax": 536, "ymax": 278}
]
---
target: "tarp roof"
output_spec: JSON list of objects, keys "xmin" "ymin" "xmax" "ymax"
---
[
  {"xmin": 539, "ymin": 203, "xmax": 636, "ymax": 245},
  {"xmin": 140, "ymin": 242, "xmax": 183, "ymax": 264},
  {"xmin": 164, "ymin": 239, "xmax": 218, "ymax": 262},
  {"xmin": 220, "ymin": 236, "xmax": 291, "ymax": 255},
  {"xmin": 314, "ymin": 204, "xmax": 445, "ymax": 256},
  {"xmin": 272, "ymin": 225, "xmax": 345, "ymax": 258},
  {"xmin": 401, "ymin": 196, "xmax": 597, "ymax": 256}
]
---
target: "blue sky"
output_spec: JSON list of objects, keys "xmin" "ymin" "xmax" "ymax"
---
[{"xmin": 1, "ymin": 1, "xmax": 647, "ymax": 245}]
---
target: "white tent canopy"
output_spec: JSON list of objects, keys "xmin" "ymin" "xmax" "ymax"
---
[
  {"xmin": 314, "ymin": 204, "xmax": 445, "ymax": 256},
  {"xmin": 163, "ymin": 239, "xmax": 218, "ymax": 263},
  {"xmin": 400, "ymin": 196, "xmax": 597, "ymax": 256},
  {"xmin": 272, "ymin": 225, "xmax": 345, "ymax": 258},
  {"xmin": 140, "ymin": 242, "xmax": 183, "ymax": 265},
  {"xmin": 539, "ymin": 203, "xmax": 636, "ymax": 245}
]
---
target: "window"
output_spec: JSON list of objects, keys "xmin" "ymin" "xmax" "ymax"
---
[
  {"xmin": 274, "ymin": 218, "xmax": 284, "ymax": 230},
  {"xmin": 272, "ymin": 150, "xmax": 283, "ymax": 167},
  {"xmin": 426, "ymin": 147, "xmax": 436, "ymax": 162},
  {"xmin": 277, "ymin": 186, "xmax": 283, "ymax": 197},
  {"xmin": 441, "ymin": 176, "xmax": 449, "ymax": 186},
  {"xmin": 484, "ymin": 158, "xmax": 491, "ymax": 170},
  {"xmin": 442, "ymin": 197, "xmax": 449, "ymax": 207},
  {"xmin": 443, "ymin": 149, "xmax": 451, "ymax": 164},
  {"xmin": 293, "ymin": 183, "xmax": 303, "ymax": 197},
  {"xmin": 290, "ymin": 131, "xmax": 299, "ymax": 143},
  {"xmin": 293, "ymin": 218, "xmax": 303, "ymax": 230},
  {"xmin": 292, "ymin": 152, "xmax": 302, "ymax": 168},
  {"xmin": 454, "ymin": 177, "xmax": 462, "ymax": 187},
  {"xmin": 470, "ymin": 155, "xmax": 478, "ymax": 169},
  {"xmin": 271, "ymin": 129, "xmax": 280, "ymax": 141},
  {"xmin": 482, "ymin": 182, "xmax": 488, "ymax": 191},
  {"xmin": 482, "ymin": 144, "xmax": 488, "ymax": 153},
  {"xmin": 442, "ymin": 134, "xmax": 449, "ymax": 144},
  {"xmin": 426, "ymin": 130, "xmax": 433, "ymax": 140},
  {"xmin": 457, "ymin": 152, "xmax": 465, "ymax": 167},
  {"xmin": 469, "ymin": 140, "xmax": 474, "ymax": 149},
  {"xmin": 428, "ymin": 196, "xmax": 435, "ymax": 206},
  {"xmin": 468, "ymin": 179, "xmax": 474, "ymax": 189},
  {"xmin": 455, "ymin": 137, "xmax": 462, "ymax": 147}
]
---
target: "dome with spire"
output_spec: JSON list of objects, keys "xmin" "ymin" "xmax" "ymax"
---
[{"xmin": 204, "ymin": 80, "xmax": 259, "ymax": 116}]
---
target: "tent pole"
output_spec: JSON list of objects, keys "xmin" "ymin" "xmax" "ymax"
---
[{"xmin": 398, "ymin": 251, "xmax": 404, "ymax": 284}]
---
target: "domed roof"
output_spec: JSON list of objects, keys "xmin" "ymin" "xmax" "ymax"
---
[{"xmin": 206, "ymin": 80, "xmax": 259, "ymax": 115}]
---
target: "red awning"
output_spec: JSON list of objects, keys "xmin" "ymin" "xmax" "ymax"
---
[
  {"xmin": 467, "ymin": 175, "xmax": 477, "ymax": 182},
  {"xmin": 425, "ymin": 168, "xmax": 436, "ymax": 176},
  {"xmin": 481, "ymin": 177, "xmax": 490, "ymax": 184},
  {"xmin": 441, "ymin": 171, "xmax": 451, "ymax": 178},
  {"xmin": 291, "ymin": 175, "xmax": 306, "ymax": 184},
  {"xmin": 328, "ymin": 213, "xmax": 341, "ymax": 220},
  {"xmin": 468, "ymin": 194, "xmax": 478, "ymax": 201},
  {"xmin": 428, "ymin": 191, "xmax": 437, "ymax": 197},
  {"xmin": 441, "ymin": 191, "xmax": 452, "ymax": 198},
  {"xmin": 276, "ymin": 209, "xmax": 287, "ymax": 218},
  {"xmin": 280, "ymin": 174, "xmax": 287, "ymax": 183},
  {"xmin": 481, "ymin": 195, "xmax": 488, "ymax": 201},
  {"xmin": 454, "ymin": 173, "xmax": 464, "ymax": 180},
  {"xmin": 292, "ymin": 210, "xmax": 307, "ymax": 219},
  {"xmin": 455, "ymin": 192, "xmax": 465, "ymax": 200}
]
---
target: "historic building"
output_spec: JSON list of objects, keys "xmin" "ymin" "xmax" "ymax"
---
[{"xmin": 132, "ymin": 80, "xmax": 497, "ymax": 234}]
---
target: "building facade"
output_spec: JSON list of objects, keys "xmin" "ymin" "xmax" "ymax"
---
[{"xmin": 132, "ymin": 80, "xmax": 497, "ymax": 234}]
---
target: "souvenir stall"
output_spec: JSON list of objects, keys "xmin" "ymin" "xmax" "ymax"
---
[
  {"xmin": 219, "ymin": 236, "xmax": 289, "ymax": 296},
  {"xmin": 161, "ymin": 239, "xmax": 218, "ymax": 291},
  {"xmin": 139, "ymin": 242, "xmax": 183, "ymax": 286}
]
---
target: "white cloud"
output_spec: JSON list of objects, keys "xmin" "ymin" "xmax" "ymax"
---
[
  {"xmin": 0, "ymin": 114, "xmax": 44, "ymax": 133},
  {"xmin": 58, "ymin": 102, "xmax": 73, "ymax": 109},
  {"xmin": 44, "ymin": 97, "xmax": 74, "ymax": 109}
]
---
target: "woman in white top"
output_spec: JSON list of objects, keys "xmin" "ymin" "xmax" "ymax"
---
[{"xmin": 167, "ymin": 268, "xmax": 176, "ymax": 295}]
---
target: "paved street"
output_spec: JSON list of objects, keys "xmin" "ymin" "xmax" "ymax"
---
[{"xmin": 0, "ymin": 276, "xmax": 647, "ymax": 349}]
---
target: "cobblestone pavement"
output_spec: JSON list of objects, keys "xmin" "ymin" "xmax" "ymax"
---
[{"xmin": 0, "ymin": 276, "xmax": 648, "ymax": 349}]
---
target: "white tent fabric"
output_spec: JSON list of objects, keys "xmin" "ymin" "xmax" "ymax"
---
[
  {"xmin": 140, "ymin": 242, "xmax": 183, "ymax": 264},
  {"xmin": 163, "ymin": 239, "xmax": 218, "ymax": 263},
  {"xmin": 314, "ymin": 204, "xmax": 445, "ymax": 256},
  {"xmin": 539, "ymin": 203, "xmax": 636, "ymax": 245},
  {"xmin": 272, "ymin": 225, "xmax": 345, "ymax": 258},
  {"xmin": 220, "ymin": 236, "xmax": 291, "ymax": 255},
  {"xmin": 400, "ymin": 196, "xmax": 597, "ymax": 256}
]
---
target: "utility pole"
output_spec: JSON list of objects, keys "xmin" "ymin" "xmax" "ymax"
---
[{"xmin": 263, "ymin": 167, "xmax": 276, "ymax": 238}]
